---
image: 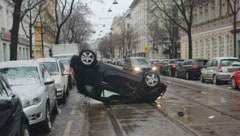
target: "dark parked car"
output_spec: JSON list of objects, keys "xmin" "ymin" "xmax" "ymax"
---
[
  {"xmin": 0, "ymin": 74, "xmax": 30, "ymax": 136},
  {"xmin": 160, "ymin": 59, "xmax": 184, "ymax": 76},
  {"xmin": 175, "ymin": 59, "xmax": 208, "ymax": 80},
  {"xmin": 70, "ymin": 50, "xmax": 167, "ymax": 103},
  {"xmin": 158, "ymin": 59, "xmax": 169, "ymax": 74}
]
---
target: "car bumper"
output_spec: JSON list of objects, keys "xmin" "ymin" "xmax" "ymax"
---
[
  {"xmin": 216, "ymin": 73, "xmax": 231, "ymax": 82},
  {"xmin": 56, "ymin": 88, "xmax": 64, "ymax": 99},
  {"xmin": 23, "ymin": 101, "xmax": 46, "ymax": 125}
]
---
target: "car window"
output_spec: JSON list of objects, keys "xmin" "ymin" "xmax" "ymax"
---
[
  {"xmin": 0, "ymin": 67, "xmax": 41, "ymax": 86},
  {"xmin": 220, "ymin": 59, "xmax": 240, "ymax": 67},
  {"xmin": 40, "ymin": 65, "xmax": 52, "ymax": 80},
  {"xmin": 59, "ymin": 60, "xmax": 70, "ymax": 71},
  {"xmin": 59, "ymin": 62, "xmax": 65, "ymax": 73},
  {"xmin": 193, "ymin": 60, "xmax": 208, "ymax": 65},
  {"xmin": 0, "ymin": 79, "xmax": 8, "ymax": 98},
  {"xmin": 42, "ymin": 62, "xmax": 59, "ymax": 75},
  {"xmin": 212, "ymin": 60, "xmax": 218, "ymax": 67},
  {"xmin": 131, "ymin": 58, "xmax": 149, "ymax": 65}
]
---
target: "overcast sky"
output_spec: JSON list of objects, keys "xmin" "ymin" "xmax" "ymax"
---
[{"xmin": 83, "ymin": 0, "xmax": 134, "ymax": 41}]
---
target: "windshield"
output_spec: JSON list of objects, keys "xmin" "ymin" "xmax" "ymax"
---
[
  {"xmin": 0, "ymin": 67, "xmax": 40, "ymax": 86},
  {"xmin": 220, "ymin": 59, "xmax": 240, "ymax": 67},
  {"xmin": 131, "ymin": 58, "xmax": 149, "ymax": 65},
  {"xmin": 42, "ymin": 62, "xmax": 59, "ymax": 75},
  {"xmin": 59, "ymin": 60, "xmax": 70, "ymax": 71}
]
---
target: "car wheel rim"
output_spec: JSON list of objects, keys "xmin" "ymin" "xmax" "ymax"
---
[
  {"xmin": 145, "ymin": 73, "xmax": 158, "ymax": 87},
  {"xmin": 81, "ymin": 51, "xmax": 94, "ymax": 65},
  {"xmin": 23, "ymin": 127, "xmax": 30, "ymax": 136},
  {"xmin": 46, "ymin": 108, "xmax": 52, "ymax": 129},
  {"xmin": 231, "ymin": 78, "xmax": 236, "ymax": 88}
]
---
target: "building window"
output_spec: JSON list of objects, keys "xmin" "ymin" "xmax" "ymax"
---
[
  {"xmin": 210, "ymin": 37, "xmax": 214, "ymax": 58},
  {"xmin": 224, "ymin": 34, "xmax": 229, "ymax": 57},
  {"xmin": 217, "ymin": 36, "xmax": 221, "ymax": 57},
  {"xmin": 204, "ymin": 38, "xmax": 208, "ymax": 58}
]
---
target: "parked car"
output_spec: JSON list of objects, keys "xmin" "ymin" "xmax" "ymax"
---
[
  {"xmin": 160, "ymin": 59, "xmax": 184, "ymax": 76},
  {"xmin": 175, "ymin": 59, "xmax": 208, "ymax": 80},
  {"xmin": 0, "ymin": 74, "xmax": 30, "ymax": 136},
  {"xmin": 123, "ymin": 57, "xmax": 157, "ymax": 75},
  {"xmin": 58, "ymin": 58, "xmax": 75, "ymax": 89},
  {"xmin": 158, "ymin": 59, "xmax": 169, "ymax": 74},
  {"xmin": 149, "ymin": 59, "xmax": 161, "ymax": 73},
  {"xmin": 200, "ymin": 57, "xmax": 240, "ymax": 85},
  {"xmin": 37, "ymin": 58, "xmax": 69, "ymax": 103},
  {"xmin": 70, "ymin": 50, "xmax": 167, "ymax": 103},
  {"xmin": 230, "ymin": 69, "xmax": 240, "ymax": 89},
  {"xmin": 0, "ymin": 60, "xmax": 58, "ymax": 132}
]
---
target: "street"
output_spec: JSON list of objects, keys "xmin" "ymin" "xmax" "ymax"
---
[{"xmin": 29, "ymin": 74, "xmax": 240, "ymax": 136}]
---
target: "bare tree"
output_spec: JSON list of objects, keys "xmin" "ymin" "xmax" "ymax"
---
[
  {"xmin": 227, "ymin": 0, "xmax": 240, "ymax": 57},
  {"xmin": 150, "ymin": 0, "xmax": 195, "ymax": 59},
  {"xmin": 54, "ymin": 0, "xmax": 75, "ymax": 44},
  {"xmin": 10, "ymin": 0, "xmax": 43, "ymax": 60}
]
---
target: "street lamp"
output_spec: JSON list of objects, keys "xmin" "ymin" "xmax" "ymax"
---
[{"xmin": 113, "ymin": 0, "xmax": 118, "ymax": 4}]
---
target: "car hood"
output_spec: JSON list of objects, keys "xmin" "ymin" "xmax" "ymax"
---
[
  {"xmin": 51, "ymin": 75, "xmax": 62, "ymax": 84},
  {"xmin": 133, "ymin": 64, "xmax": 151, "ymax": 68},
  {"xmin": 11, "ymin": 85, "xmax": 44, "ymax": 100}
]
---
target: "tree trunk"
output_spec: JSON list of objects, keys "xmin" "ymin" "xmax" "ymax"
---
[
  {"xmin": 55, "ymin": 27, "xmax": 61, "ymax": 44},
  {"xmin": 188, "ymin": 27, "xmax": 192, "ymax": 59},
  {"xmin": 10, "ymin": 0, "xmax": 23, "ymax": 60}
]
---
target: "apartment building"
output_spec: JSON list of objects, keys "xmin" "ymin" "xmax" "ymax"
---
[
  {"xmin": 0, "ymin": 0, "xmax": 30, "ymax": 62},
  {"xmin": 180, "ymin": 0, "xmax": 239, "ymax": 59}
]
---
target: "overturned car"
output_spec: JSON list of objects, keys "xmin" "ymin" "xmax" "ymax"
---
[{"xmin": 70, "ymin": 50, "xmax": 167, "ymax": 103}]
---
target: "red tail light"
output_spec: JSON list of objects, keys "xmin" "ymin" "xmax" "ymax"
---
[
  {"xmin": 172, "ymin": 64, "xmax": 177, "ymax": 68},
  {"xmin": 191, "ymin": 65, "xmax": 199, "ymax": 69},
  {"xmin": 217, "ymin": 65, "xmax": 222, "ymax": 72}
]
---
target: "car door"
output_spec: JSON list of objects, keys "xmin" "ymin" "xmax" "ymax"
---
[
  {"xmin": 58, "ymin": 62, "xmax": 68, "ymax": 92},
  {"xmin": 40, "ymin": 65, "xmax": 56, "ymax": 111},
  {"xmin": 0, "ymin": 76, "xmax": 22, "ymax": 136}
]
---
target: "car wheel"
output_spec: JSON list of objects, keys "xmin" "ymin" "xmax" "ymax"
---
[
  {"xmin": 144, "ymin": 72, "xmax": 159, "ymax": 87},
  {"xmin": 231, "ymin": 77, "xmax": 238, "ymax": 89},
  {"xmin": 42, "ymin": 105, "xmax": 52, "ymax": 132},
  {"xmin": 175, "ymin": 71, "xmax": 178, "ymax": 78},
  {"xmin": 79, "ymin": 50, "xmax": 97, "ymax": 67},
  {"xmin": 21, "ymin": 122, "xmax": 30, "ymax": 136},
  {"xmin": 213, "ymin": 75, "xmax": 220, "ymax": 85},
  {"xmin": 185, "ymin": 72, "xmax": 189, "ymax": 80},
  {"xmin": 200, "ymin": 74, "xmax": 205, "ymax": 83},
  {"xmin": 60, "ymin": 90, "xmax": 66, "ymax": 104},
  {"xmin": 52, "ymin": 100, "xmax": 59, "ymax": 115}
]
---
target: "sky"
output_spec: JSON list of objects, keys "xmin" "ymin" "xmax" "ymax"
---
[{"xmin": 83, "ymin": 0, "xmax": 134, "ymax": 41}]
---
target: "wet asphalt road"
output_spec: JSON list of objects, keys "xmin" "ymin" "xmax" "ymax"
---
[{"xmin": 30, "ymin": 74, "xmax": 240, "ymax": 136}]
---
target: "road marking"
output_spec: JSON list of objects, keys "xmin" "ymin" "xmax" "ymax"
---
[{"xmin": 63, "ymin": 120, "xmax": 73, "ymax": 136}]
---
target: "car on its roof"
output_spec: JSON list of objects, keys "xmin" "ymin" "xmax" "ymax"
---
[
  {"xmin": 0, "ymin": 74, "xmax": 30, "ymax": 136},
  {"xmin": 0, "ymin": 60, "xmax": 58, "ymax": 132},
  {"xmin": 70, "ymin": 50, "xmax": 167, "ymax": 103}
]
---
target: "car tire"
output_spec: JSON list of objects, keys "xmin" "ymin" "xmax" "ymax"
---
[
  {"xmin": 60, "ymin": 90, "xmax": 66, "ymax": 104},
  {"xmin": 52, "ymin": 100, "xmax": 59, "ymax": 115},
  {"xmin": 200, "ymin": 74, "xmax": 205, "ymax": 83},
  {"xmin": 143, "ymin": 72, "xmax": 159, "ymax": 88},
  {"xmin": 185, "ymin": 72, "xmax": 189, "ymax": 80},
  {"xmin": 213, "ymin": 75, "xmax": 220, "ymax": 85},
  {"xmin": 21, "ymin": 122, "xmax": 30, "ymax": 136},
  {"xmin": 79, "ymin": 50, "xmax": 97, "ymax": 67},
  {"xmin": 230, "ymin": 77, "xmax": 238, "ymax": 89},
  {"xmin": 42, "ymin": 105, "xmax": 52, "ymax": 132},
  {"xmin": 175, "ymin": 71, "xmax": 178, "ymax": 78}
]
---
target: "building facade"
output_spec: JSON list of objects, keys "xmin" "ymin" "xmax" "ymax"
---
[
  {"xmin": 0, "ymin": 0, "xmax": 30, "ymax": 62},
  {"xmin": 180, "ymin": 0, "xmax": 238, "ymax": 59}
]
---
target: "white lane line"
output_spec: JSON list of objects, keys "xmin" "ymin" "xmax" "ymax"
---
[{"xmin": 63, "ymin": 120, "xmax": 73, "ymax": 136}]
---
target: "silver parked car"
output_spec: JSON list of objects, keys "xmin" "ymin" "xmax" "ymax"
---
[
  {"xmin": 0, "ymin": 60, "xmax": 58, "ymax": 132},
  {"xmin": 37, "ymin": 58, "xmax": 69, "ymax": 103},
  {"xmin": 200, "ymin": 57, "xmax": 240, "ymax": 84}
]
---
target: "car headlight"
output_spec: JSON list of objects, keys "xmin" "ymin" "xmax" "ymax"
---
[
  {"xmin": 55, "ymin": 83, "xmax": 64, "ymax": 90},
  {"xmin": 134, "ymin": 67, "xmax": 141, "ymax": 72},
  {"xmin": 22, "ymin": 96, "xmax": 42, "ymax": 108},
  {"xmin": 152, "ymin": 66, "xmax": 157, "ymax": 71}
]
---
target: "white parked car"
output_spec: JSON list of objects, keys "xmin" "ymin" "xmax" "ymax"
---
[
  {"xmin": 0, "ymin": 60, "xmax": 58, "ymax": 132},
  {"xmin": 58, "ymin": 58, "xmax": 75, "ymax": 89},
  {"xmin": 37, "ymin": 58, "xmax": 69, "ymax": 103}
]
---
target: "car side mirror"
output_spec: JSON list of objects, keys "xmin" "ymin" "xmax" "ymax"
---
[
  {"xmin": 44, "ymin": 78, "xmax": 54, "ymax": 85},
  {"xmin": 0, "ymin": 99, "xmax": 13, "ymax": 111}
]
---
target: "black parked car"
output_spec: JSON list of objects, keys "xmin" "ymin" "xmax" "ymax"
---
[
  {"xmin": 0, "ymin": 74, "xmax": 30, "ymax": 136},
  {"xmin": 175, "ymin": 59, "xmax": 208, "ymax": 80},
  {"xmin": 70, "ymin": 50, "xmax": 167, "ymax": 103},
  {"xmin": 160, "ymin": 59, "xmax": 184, "ymax": 76}
]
